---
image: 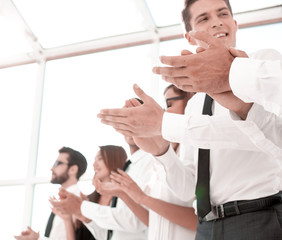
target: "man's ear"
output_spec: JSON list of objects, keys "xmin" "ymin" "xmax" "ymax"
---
[
  {"xmin": 68, "ymin": 165, "xmax": 78, "ymax": 177},
  {"xmin": 234, "ymin": 19, "xmax": 238, "ymax": 32},
  {"xmin": 185, "ymin": 32, "xmax": 197, "ymax": 46}
]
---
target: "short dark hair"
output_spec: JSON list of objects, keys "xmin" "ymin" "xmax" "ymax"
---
[
  {"xmin": 59, "ymin": 146, "xmax": 87, "ymax": 180},
  {"xmin": 181, "ymin": 0, "xmax": 233, "ymax": 32}
]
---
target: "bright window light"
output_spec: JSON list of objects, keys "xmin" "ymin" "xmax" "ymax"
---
[
  {"xmin": 0, "ymin": 64, "xmax": 38, "ymax": 180},
  {"xmin": 13, "ymin": 0, "xmax": 146, "ymax": 48},
  {"xmin": 36, "ymin": 44, "xmax": 155, "ymax": 179}
]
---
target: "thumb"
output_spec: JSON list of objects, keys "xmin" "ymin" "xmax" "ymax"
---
[
  {"xmin": 133, "ymin": 84, "xmax": 150, "ymax": 103},
  {"xmin": 229, "ymin": 47, "xmax": 248, "ymax": 58},
  {"xmin": 189, "ymin": 31, "xmax": 219, "ymax": 48}
]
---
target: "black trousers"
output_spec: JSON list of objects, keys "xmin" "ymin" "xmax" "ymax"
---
[{"xmin": 195, "ymin": 202, "xmax": 282, "ymax": 240}]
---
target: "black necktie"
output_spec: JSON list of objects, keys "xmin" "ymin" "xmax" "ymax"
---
[
  {"xmin": 196, "ymin": 94, "xmax": 213, "ymax": 221},
  {"xmin": 44, "ymin": 212, "xmax": 55, "ymax": 237},
  {"xmin": 107, "ymin": 160, "xmax": 132, "ymax": 240}
]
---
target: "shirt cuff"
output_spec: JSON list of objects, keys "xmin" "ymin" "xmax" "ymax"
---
[
  {"xmin": 230, "ymin": 57, "xmax": 261, "ymax": 103},
  {"xmin": 154, "ymin": 144, "xmax": 178, "ymax": 170},
  {"xmin": 162, "ymin": 112, "xmax": 189, "ymax": 143},
  {"xmin": 81, "ymin": 200, "xmax": 96, "ymax": 220}
]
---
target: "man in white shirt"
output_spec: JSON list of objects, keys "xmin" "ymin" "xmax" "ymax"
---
[
  {"xmin": 50, "ymin": 136, "xmax": 155, "ymax": 240},
  {"xmin": 14, "ymin": 147, "xmax": 88, "ymax": 240},
  {"xmin": 97, "ymin": 0, "xmax": 282, "ymax": 239},
  {"xmin": 152, "ymin": 14, "xmax": 282, "ymax": 117}
]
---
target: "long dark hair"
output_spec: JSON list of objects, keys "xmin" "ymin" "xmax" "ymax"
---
[{"xmin": 88, "ymin": 145, "xmax": 127, "ymax": 203}]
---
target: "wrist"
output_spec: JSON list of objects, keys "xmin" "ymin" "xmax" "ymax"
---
[{"xmin": 139, "ymin": 192, "xmax": 149, "ymax": 205}]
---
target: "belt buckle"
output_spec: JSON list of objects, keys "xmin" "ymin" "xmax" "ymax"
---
[{"xmin": 202, "ymin": 205, "xmax": 225, "ymax": 222}]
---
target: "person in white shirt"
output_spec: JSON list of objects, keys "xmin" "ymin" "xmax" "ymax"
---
[
  {"xmin": 50, "ymin": 137, "xmax": 155, "ymax": 240},
  {"xmin": 97, "ymin": 0, "xmax": 282, "ymax": 239},
  {"xmin": 152, "ymin": 14, "xmax": 282, "ymax": 117},
  {"xmin": 14, "ymin": 147, "xmax": 88, "ymax": 240},
  {"xmin": 52, "ymin": 145, "xmax": 127, "ymax": 240},
  {"xmin": 97, "ymin": 89, "xmax": 197, "ymax": 240}
]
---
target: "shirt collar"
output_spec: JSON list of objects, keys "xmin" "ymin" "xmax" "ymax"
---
[{"xmin": 130, "ymin": 149, "xmax": 149, "ymax": 164}]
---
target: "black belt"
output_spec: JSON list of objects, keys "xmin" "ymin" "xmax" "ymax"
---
[{"xmin": 201, "ymin": 192, "xmax": 282, "ymax": 222}]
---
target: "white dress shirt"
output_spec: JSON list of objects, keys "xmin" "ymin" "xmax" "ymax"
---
[
  {"xmin": 230, "ymin": 49, "xmax": 282, "ymax": 116},
  {"xmin": 81, "ymin": 150, "xmax": 155, "ymax": 240},
  {"xmin": 147, "ymin": 159, "xmax": 196, "ymax": 240},
  {"xmin": 39, "ymin": 184, "xmax": 81, "ymax": 240},
  {"xmin": 156, "ymin": 50, "xmax": 282, "ymax": 207}
]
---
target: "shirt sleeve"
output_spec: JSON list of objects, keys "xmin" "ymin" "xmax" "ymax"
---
[
  {"xmin": 153, "ymin": 145, "xmax": 196, "ymax": 202},
  {"xmin": 229, "ymin": 49, "xmax": 282, "ymax": 116},
  {"xmin": 162, "ymin": 109, "xmax": 282, "ymax": 159},
  {"xmin": 231, "ymin": 103, "xmax": 282, "ymax": 159},
  {"xmin": 83, "ymin": 221, "xmax": 107, "ymax": 240},
  {"xmin": 162, "ymin": 112, "xmax": 261, "ymax": 151},
  {"xmin": 80, "ymin": 200, "xmax": 147, "ymax": 233}
]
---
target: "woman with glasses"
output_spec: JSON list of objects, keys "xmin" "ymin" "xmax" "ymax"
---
[
  {"xmin": 163, "ymin": 84, "xmax": 194, "ymax": 155},
  {"xmin": 101, "ymin": 86, "xmax": 197, "ymax": 240}
]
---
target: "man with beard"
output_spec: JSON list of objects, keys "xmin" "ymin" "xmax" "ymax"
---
[{"xmin": 15, "ymin": 146, "xmax": 87, "ymax": 240}]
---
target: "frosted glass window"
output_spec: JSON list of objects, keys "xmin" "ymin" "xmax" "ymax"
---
[
  {"xmin": 0, "ymin": 64, "xmax": 38, "ymax": 180},
  {"xmin": 31, "ymin": 184, "xmax": 61, "ymax": 233},
  {"xmin": 32, "ymin": 181, "xmax": 94, "ymax": 234},
  {"xmin": 146, "ymin": 0, "xmax": 282, "ymax": 27},
  {"xmin": 230, "ymin": 0, "xmax": 282, "ymax": 13},
  {"xmin": 0, "ymin": 0, "xmax": 33, "ymax": 58},
  {"xmin": 13, "ymin": 0, "xmax": 146, "ymax": 48},
  {"xmin": 36, "ymin": 44, "xmax": 154, "ymax": 178},
  {"xmin": 0, "ymin": 186, "xmax": 25, "ymax": 240},
  {"xmin": 237, "ymin": 22, "xmax": 282, "ymax": 54},
  {"xmin": 158, "ymin": 38, "xmax": 195, "ymax": 105},
  {"xmin": 145, "ymin": 0, "xmax": 184, "ymax": 27}
]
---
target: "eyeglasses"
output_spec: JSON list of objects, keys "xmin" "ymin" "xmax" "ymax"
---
[
  {"xmin": 165, "ymin": 96, "xmax": 185, "ymax": 110},
  {"xmin": 52, "ymin": 161, "xmax": 70, "ymax": 168}
]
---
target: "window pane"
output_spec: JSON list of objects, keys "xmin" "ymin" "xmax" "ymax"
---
[
  {"xmin": 146, "ymin": 0, "xmax": 282, "ymax": 27},
  {"xmin": 31, "ymin": 184, "xmax": 61, "ymax": 233},
  {"xmin": 0, "ymin": 64, "xmax": 38, "ymax": 180},
  {"xmin": 0, "ymin": 186, "xmax": 25, "ymax": 240},
  {"xmin": 0, "ymin": 0, "xmax": 33, "ymax": 58},
  {"xmin": 230, "ymin": 0, "xmax": 281, "ymax": 13},
  {"xmin": 31, "ymin": 182, "xmax": 94, "ymax": 233},
  {"xmin": 36, "ymin": 44, "xmax": 154, "ymax": 178},
  {"xmin": 13, "ymin": 0, "xmax": 146, "ymax": 48},
  {"xmin": 145, "ymin": 0, "xmax": 184, "ymax": 27},
  {"xmin": 237, "ymin": 22, "xmax": 282, "ymax": 53},
  {"xmin": 158, "ymin": 38, "xmax": 194, "ymax": 106}
]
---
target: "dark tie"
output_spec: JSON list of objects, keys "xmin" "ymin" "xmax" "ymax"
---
[
  {"xmin": 44, "ymin": 212, "xmax": 55, "ymax": 237},
  {"xmin": 195, "ymin": 94, "xmax": 213, "ymax": 221},
  {"xmin": 107, "ymin": 160, "xmax": 132, "ymax": 240}
]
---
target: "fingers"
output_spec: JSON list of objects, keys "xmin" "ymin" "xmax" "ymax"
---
[
  {"xmin": 130, "ymin": 98, "xmax": 142, "ymax": 107},
  {"xmin": 196, "ymin": 47, "xmax": 206, "ymax": 53},
  {"xmin": 132, "ymin": 84, "xmax": 151, "ymax": 104},
  {"xmin": 124, "ymin": 98, "xmax": 142, "ymax": 108},
  {"xmin": 100, "ymin": 119, "xmax": 135, "ymax": 135},
  {"xmin": 181, "ymin": 49, "xmax": 193, "ymax": 55},
  {"xmin": 117, "ymin": 169, "xmax": 130, "ymax": 178},
  {"xmin": 98, "ymin": 108, "xmax": 129, "ymax": 118},
  {"xmin": 153, "ymin": 66, "xmax": 191, "ymax": 79},
  {"xmin": 110, "ymin": 171, "xmax": 130, "ymax": 186},
  {"xmin": 58, "ymin": 188, "xmax": 68, "ymax": 199},
  {"xmin": 229, "ymin": 47, "xmax": 248, "ymax": 58},
  {"xmin": 189, "ymin": 31, "xmax": 220, "ymax": 48},
  {"xmin": 153, "ymin": 54, "xmax": 192, "ymax": 68}
]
